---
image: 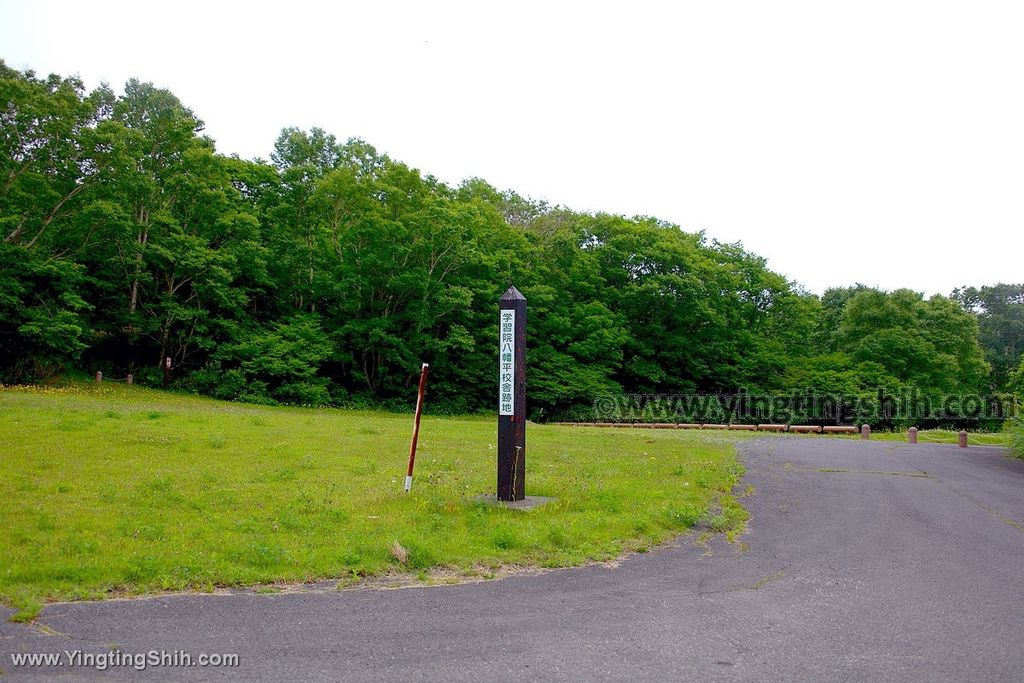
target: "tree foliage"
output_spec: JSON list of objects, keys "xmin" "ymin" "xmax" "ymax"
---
[
  {"xmin": 953, "ymin": 283, "xmax": 1024, "ymax": 389},
  {"xmin": 0, "ymin": 62, "xmax": 1001, "ymax": 425}
]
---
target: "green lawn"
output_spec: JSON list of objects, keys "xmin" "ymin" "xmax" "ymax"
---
[
  {"xmin": 0, "ymin": 383, "xmax": 745, "ymax": 622},
  {"xmin": 871, "ymin": 429, "xmax": 1013, "ymax": 447}
]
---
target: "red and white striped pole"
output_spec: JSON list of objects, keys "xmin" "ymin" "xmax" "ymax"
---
[{"xmin": 405, "ymin": 363, "xmax": 430, "ymax": 492}]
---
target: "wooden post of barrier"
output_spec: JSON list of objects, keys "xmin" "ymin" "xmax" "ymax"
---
[
  {"xmin": 498, "ymin": 286, "xmax": 527, "ymax": 502},
  {"xmin": 162, "ymin": 357, "xmax": 172, "ymax": 386},
  {"xmin": 126, "ymin": 374, "xmax": 133, "ymax": 385},
  {"xmin": 95, "ymin": 371, "xmax": 102, "ymax": 383},
  {"xmin": 404, "ymin": 363, "xmax": 430, "ymax": 492},
  {"xmin": 908, "ymin": 427, "xmax": 918, "ymax": 444},
  {"xmin": 861, "ymin": 424, "xmax": 871, "ymax": 440},
  {"xmin": 959, "ymin": 431, "xmax": 968, "ymax": 448}
]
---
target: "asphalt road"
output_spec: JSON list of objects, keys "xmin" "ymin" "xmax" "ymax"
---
[{"xmin": 3, "ymin": 439, "xmax": 1024, "ymax": 681}]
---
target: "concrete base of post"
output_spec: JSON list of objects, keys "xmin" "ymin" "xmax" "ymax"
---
[
  {"xmin": 860, "ymin": 424, "xmax": 871, "ymax": 439},
  {"xmin": 908, "ymin": 427, "xmax": 918, "ymax": 444},
  {"xmin": 474, "ymin": 494, "xmax": 556, "ymax": 511}
]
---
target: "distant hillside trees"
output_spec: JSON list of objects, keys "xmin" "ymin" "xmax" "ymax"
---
[
  {"xmin": 0, "ymin": 61, "xmax": 1002, "ymax": 426},
  {"xmin": 954, "ymin": 284, "xmax": 1024, "ymax": 390}
]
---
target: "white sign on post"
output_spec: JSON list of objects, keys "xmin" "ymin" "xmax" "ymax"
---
[{"xmin": 499, "ymin": 309, "xmax": 515, "ymax": 415}]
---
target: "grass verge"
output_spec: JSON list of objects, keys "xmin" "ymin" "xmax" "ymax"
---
[
  {"xmin": 871, "ymin": 429, "xmax": 1013, "ymax": 447},
  {"xmin": 1010, "ymin": 420, "xmax": 1024, "ymax": 459},
  {"xmin": 0, "ymin": 383, "xmax": 745, "ymax": 621}
]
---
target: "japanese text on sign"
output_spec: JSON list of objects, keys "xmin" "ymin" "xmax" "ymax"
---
[{"xmin": 499, "ymin": 309, "xmax": 515, "ymax": 415}]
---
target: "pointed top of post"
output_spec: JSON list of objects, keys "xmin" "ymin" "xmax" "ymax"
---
[{"xmin": 500, "ymin": 285, "xmax": 526, "ymax": 302}]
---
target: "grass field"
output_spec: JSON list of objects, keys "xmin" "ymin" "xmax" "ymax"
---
[
  {"xmin": 871, "ymin": 429, "xmax": 1013, "ymax": 447},
  {"xmin": 0, "ymin": 383, "xmax": 747, "ymax": 622}
]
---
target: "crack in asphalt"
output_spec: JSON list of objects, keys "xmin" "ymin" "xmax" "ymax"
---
[
  {"xmin": 787, "ymin": 465, "xmax": 933, "ymax": 478},
  {"xmin": 930, "ymin": 478, "xmax": 1024, "ymax": 534}
]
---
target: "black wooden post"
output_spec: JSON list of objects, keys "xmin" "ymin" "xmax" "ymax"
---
[{"xmin": 498, "ymin": 286, "xmax": 526, "ymax": 501}]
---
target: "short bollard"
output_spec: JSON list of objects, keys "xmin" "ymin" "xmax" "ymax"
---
[
  {"xmin": 126, "ymin": 373, "xmax": 133, "ymax": 385},
  {"xmin": 908, "ymin": 427, "xmax": 918, "ymax": 444},
  {"xmin": 959, "ymin": 431, "xmax": 968, "ymax": 448},
  {"xmin": 860, "ymin": 424, "xmax": 871, "ymax": 440},
  {"xmin": 95, "ymin": 371, "xmax": 102, "ymax": 383}
]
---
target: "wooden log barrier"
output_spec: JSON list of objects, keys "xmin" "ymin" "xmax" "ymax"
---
[
  {"xmin": 822, "ymin": 426, "xmax": 858, "ymax": 434},
  {"xmin": 789, "ymin": 425, "xmax": 823, "ymax": 434}
]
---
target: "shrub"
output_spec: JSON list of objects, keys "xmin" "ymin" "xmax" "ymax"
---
[{"xmin": 1010, "ymin": 419, "xmax": 1024, "ymax": 460}]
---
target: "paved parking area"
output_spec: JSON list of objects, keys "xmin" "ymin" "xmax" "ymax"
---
[{"xmin": 3, "ymin": 439, "xmax": 1023, "ymax": 681}]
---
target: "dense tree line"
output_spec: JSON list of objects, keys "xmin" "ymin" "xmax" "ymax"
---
[{"xmin": 1, "ymin": 62, "xmax": 1021, "ymax": 427}]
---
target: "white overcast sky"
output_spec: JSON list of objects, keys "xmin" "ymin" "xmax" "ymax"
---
[{"xmin": 2, "ymin": 1, "xmax": 1021, "ymax": 296}]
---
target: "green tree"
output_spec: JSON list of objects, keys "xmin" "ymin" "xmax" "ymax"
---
[
  {"xmin": 196, "ymin": 314, "xmax": 332, "ymax": 404},
  {"xmin": 1009, "ymin": 356, "xmax": 1024, "ymax": 399},
  {"xmin": 0, "ymin": 244, "xmax": 90, "ymax": 381},
  {"xmin": 33, "ymin": 79, "xmax": 270, "ymax": 385},
  {"xmin": 954, "ymin": 283, "xmax": 1024, "ymax": 389},
  {"xmin": 0, "ymin": 62, "xmax": 112, "ymax": 250},
  {"xmin": 0, "ymin": 59, "xmax": 1007, "ymax": 423},
  {"xmin": 838, "ymin": 289, "xmax": 989, "ymax": 396}
]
